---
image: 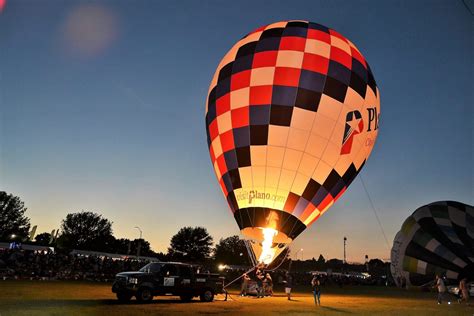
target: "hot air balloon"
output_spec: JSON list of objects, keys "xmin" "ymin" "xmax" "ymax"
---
[
  {"xmin": 205, "ymin": 20, "xmax": 380, "ymax": 265},
  {"xmin": 391, "ymin": 201, "xmax": 474, "ymax": 287}
]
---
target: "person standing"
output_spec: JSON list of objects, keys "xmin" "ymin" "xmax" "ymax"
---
[
  {"xmin": 256, "ymin": 269, "xmax": 264, "ymax": 298},
  {"xmin": 240, "ymin": 273, "xmax": 250, "ymax": 296},
  {"xmin": 311, "ymin": 275, "xmax": 321, "ymax": 306},
  {"xmin": 284, "ymin": 272, "xmax": 293, "ymax": 300},
  {"xmin": 265, "ymin": 273, "xmax": 273, "ymax": 296},
  {"xmin": 435, "ymin": 275, "xmax": 450, "ymax": 305},
  {"xmin": 459, "ymin": 278, "xmax": 470, "ymax": 305}
]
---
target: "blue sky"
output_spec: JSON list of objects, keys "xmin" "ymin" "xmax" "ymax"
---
[{"xmin": 0, "ymin": 0, "xmax": 472, "ymax": 262}]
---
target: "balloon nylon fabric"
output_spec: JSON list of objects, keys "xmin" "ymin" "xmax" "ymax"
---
[
  {"xmin": 390, "ymin": 201, "xmax": 474, "ymax": 286},
  {"xmin": 206, "ymin": 20, "xmax": 380, "ymax": 244}
]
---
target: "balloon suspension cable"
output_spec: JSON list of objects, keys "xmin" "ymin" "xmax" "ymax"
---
[
  {"xmin": 359, "ymin": 174, "xmax": 391, "ymax": 252},
  {"xmin": 222, "ymin": 264, "xmax": 259, "ymax": 291},
  {"xmin": 243, "ymin": 239, "xmax": 258, "ymax": 267},
  {"xmin": 267, "ymin": 246, "xmax": 291, "ymax": 272}
]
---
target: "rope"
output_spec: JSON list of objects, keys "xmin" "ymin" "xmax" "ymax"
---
[
  {"xmin": 359, "ymin": 174, "xmax": 391, "ymax": 251},
  {"xmin": 243, "ymin": 239, "xmax": 257, "ymax": 266},
  {"xmin": 267, "ymin": 246, "xmax": 291, "ymax": 272},
  {"xmin": 223, "ymin": 264, "xmax": 258, "ymax": 290}
]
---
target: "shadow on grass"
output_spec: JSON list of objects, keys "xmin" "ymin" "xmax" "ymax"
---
[
  {"xmin": 320, "ymin": 306, "xmax": 353, "ymax": 313},
  {"xmin": 1, "ymin": 298, "xmax": 214, "ymax": 310},
  {"xmin": 103, "ymin": 299, "xmax": 208, "ymax": 305}
]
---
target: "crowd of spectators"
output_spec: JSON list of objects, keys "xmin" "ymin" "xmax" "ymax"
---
[
  {"xmin": 223, "ymin": 268, "xmax": 391, "ymax": 291},
  {"xmin": 290, "ymin": 271, "xmax": 390, "ymax": 287},
  {"xmin": 1, "ymin": 248, "xmax": 392, "ymax": 287},
  {"xmin": 0, "ymin": 249, "xmax": 153, "ymax": 282}
]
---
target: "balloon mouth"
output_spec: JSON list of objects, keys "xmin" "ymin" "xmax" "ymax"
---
[
  {"xmin": 234, "ymin": 207, "xmax": 305, "ymax": 265},
  {"xmin": 242, "ymin": 227, "xmax": 292, "ymax": 265}
]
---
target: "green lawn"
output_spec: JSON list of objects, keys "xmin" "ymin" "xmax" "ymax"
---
[{"xmin": 0, "ymin": 281, "xmax": 472, "ymax": 315}]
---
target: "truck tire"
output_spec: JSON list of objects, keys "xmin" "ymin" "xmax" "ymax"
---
[
  {"xmin": 200, "ymin": 289, "xmax": 214, "ymax": 302},
  {"xmin": 180, "ymin": 295, "xmax": 193, "ymax": 302},
  {"xmin": 116, "ymin": 292, "xmax": 132, "ymax": 302},
  {"xmin": 136, "ymin": 287, "xmax": 153, "ymax": 303}
]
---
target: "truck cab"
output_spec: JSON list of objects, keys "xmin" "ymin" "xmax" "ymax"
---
[{"xmin": 112, "ymin": 262, "xmax": 224, "ymax": 303}]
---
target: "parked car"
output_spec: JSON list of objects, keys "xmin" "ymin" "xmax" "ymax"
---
[
  {"xmin": 112, "ymin": 262, "xmax": 225, "ymax": 303},
  {"xmin": 447, "ymin": 282, "xmax": 474, "ymax": 297}
]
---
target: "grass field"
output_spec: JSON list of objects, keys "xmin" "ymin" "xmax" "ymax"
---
[{"xmin": 0, "ymin": 281, "xmax": 472, "ymax": 315}]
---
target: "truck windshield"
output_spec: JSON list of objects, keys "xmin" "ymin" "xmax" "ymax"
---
[{"xmin": 139, "ymin": 263, "xmax": 162, "ymax": 273}]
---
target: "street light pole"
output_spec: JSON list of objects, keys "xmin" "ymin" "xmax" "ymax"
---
[
  {"xmin": 343, "ymin": 237, "xmax": 347, "ymax": 271},
  {"xmin": 134, "ymin": 226, "xmax": 142, "ymax": 260}
]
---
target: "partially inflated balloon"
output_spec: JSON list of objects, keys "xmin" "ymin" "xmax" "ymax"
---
[
  {"xmin": 391, "ymin": 201, "xmax": 474, "ymax": 287},
  {"xmin": 205, "ymin": 21, "xmax": 380, "ymax": 264}
]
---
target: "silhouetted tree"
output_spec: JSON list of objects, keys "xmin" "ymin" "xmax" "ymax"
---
[
  {"xmin": 168, "ymin": 227, "xmax": 213, "ymax": 263},
  {"xmin": 113, "ymin": 238, "xmax": 156, "ymax": 257},
  {"xmin": 213, "ymin": 235, "xmax": 248, "ymax": 265},
  {"xmin": 368, "ymin": 258, "xmax": 384, "ymax": 267},
  {"xmin": 0, "ymin": 191, "xmax": 31, "ymax": 241},
  {"xmin": 113, "ymin": 238, "xmax": 133, "ymax": 255},
  {"xmin": 58, "ymin": 211, "xmax": 113, "ymax": 251},
  {"xmin": 317, "ymin": 254, "xmax": 326, "ymax": 264},
  {"xmin": 326, "ymin": 258, "xmax": 344, "ymax": 270},
  {"xmin": 34, "ymin": 232, "xmax": 52, "ymax": 246}
]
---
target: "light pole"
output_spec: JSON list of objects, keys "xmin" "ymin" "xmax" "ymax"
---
[
  {"xmin": 343, "ymin": 237, "xmax": 347, "ymax": 269},
  {"xmin": 134, "ymin": 226, "xmax": 142, "ymax": 260}
]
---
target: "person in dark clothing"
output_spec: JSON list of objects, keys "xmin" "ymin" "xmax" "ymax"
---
[
  {"xmin": 311, "ymin": 275, "xmax": 321, "ymax": 306},
  {"xmin": 256, "ymin": 269, "xmax": 264, "ymax": 298},
  {"xmin": 264, "ymin": 273, "xmax": 273, "ymax": 296},
  {"xmin": 284, "ymin": 272, "xmax": 293, "ymax": 300}
]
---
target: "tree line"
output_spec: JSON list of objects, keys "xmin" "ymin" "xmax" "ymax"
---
[
  {"xmin": 0, "ymin": 191, "xmax": 249, "ymax": 265},
  {"xmin": 1, "ymin": 191, "xmax": 389, "ymax": 275}
]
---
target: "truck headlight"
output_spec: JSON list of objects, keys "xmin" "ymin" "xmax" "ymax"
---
[{"xmin": 128, "ymin": 277, "xmax": 138, "ymax": 284}]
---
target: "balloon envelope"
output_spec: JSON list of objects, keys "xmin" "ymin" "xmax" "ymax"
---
[
  {"xmin": 391, "ymin": 201, "xmax": 474, "ymax": 287},
  {"xmin": 205, "ymin": 20, "xmax": 380, "ymax": 263}
]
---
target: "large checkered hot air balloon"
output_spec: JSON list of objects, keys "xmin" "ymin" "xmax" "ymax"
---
[
  {"xmin": 205, "ymin": 21, "xmax": 380, "ymax": 265},
  {"xmin": 391, "ymin": 201, "xmax": 474, "ymax": 287}
]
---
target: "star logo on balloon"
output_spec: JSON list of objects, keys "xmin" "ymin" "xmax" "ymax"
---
[{"xmin": 341, "ymin": 110, "xmax": 364, "ymax": 155}]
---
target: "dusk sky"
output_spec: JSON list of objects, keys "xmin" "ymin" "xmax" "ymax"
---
[{"xmin": 1, "ymin": 0, "xmax": 472, "ymax": 262}]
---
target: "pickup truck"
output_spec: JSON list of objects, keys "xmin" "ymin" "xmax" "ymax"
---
[{"xmin": 112, "ymin": 262, "xmax": 225, "ymax": 303}]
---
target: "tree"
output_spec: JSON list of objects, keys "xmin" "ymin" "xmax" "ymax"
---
[
  {"xmin": 58, "ymin": 211, "xmax": 113, "ymax": 251},
  {"xmin": 326, "ymin": 258, "xmax": 344, "ymax": 270},
  {"xmin": 0, "ymin": 191, "xmax": 31, "ymax": 241},
  {"xmin": 168, "ymin": 227, "xmax": 213, "ymax": 263},
  {"xmin": 213, "ymin": 235, "xmax": 248, "ymax": 265},
  {"xmin": 34, "ymin": 232, "xmax": 52, "ymax": 246},
  {"xmin": 317, "ymin": 254, "xmax": 326, "ymax": 264},
  {"xmin": 113, "ymin": 238, "xmax": 133, "ymax": 255},
  {"xmin": 113, "ymin": 238, "xmax": 156, "ymax": 257},
  {"xmin": 368, "ymin": 258, "xmax": 385, "ymax": 267},
  {"xmin": 131, "ymin": 238, "xmax": 153, "ymax": 257}
]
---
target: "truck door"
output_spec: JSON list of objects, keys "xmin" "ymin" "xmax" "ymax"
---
[
  {"xmin": 160, "ymin": 264, "xmax": 179, "ymax": 294},
  {"xmin": 177, "ymin": 265, "xmax": 194, "ymax": 296}
]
